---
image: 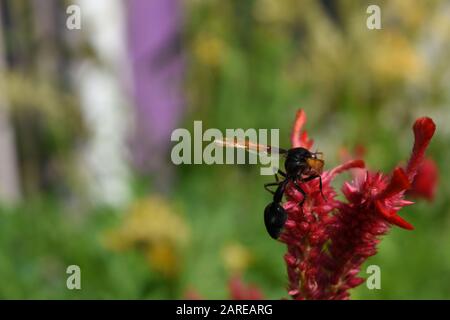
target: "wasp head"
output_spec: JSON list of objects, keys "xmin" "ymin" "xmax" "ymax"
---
[{"xmin": 306, "ymin": 152, "xmax": 324, "ymax": 174}]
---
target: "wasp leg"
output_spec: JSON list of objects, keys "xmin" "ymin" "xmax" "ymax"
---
[
  {"xmin": 293, "ymin": 179, "xmax": 307, "ymax": 206},
  {"xmin": 264, "ymin": 182, "xmax": 280, "ymax": 195},
  {"xmin": 273, "ymin": 179, "xmax": 289, "ymax": 204},
  {"xmin": 277, "ymin": 170, "xmax": 287, "ymax": 178},
  {"xmin": 273, "ymin": 170, "xmax": 286, "ymax": 183},
  {"xmin": 267, "ymin": 169, "xmax": 287, "ymax": 194},
  {"xmin": 318, "ymin": 175, "xmax": 326, "ymax": 201}
]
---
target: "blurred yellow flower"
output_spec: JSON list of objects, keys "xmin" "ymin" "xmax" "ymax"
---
[
  {"xmin": 253, "ymin": 0, "xmax": 296, "ymax": 24},
  {"xmin": 193, "ymin": 33, "xmax": 225, "ymax": 67},
  {"xmin": 387, "ymin": 0, "xmax": 427, "ymax": 29},
  {"xmin": 221, "ymin": 242, "xmax": 252, "ymax": 274},
  {"xmin": 145, "ymin": 243, "xmax": 179, "ymax": 277},
  {"xmin": 369, "ymin": 32, "xmax": 425, "ymax": 83},
  {"xmin": 104, "ymin": 196, "xmax": 190, "ymax": 277}
]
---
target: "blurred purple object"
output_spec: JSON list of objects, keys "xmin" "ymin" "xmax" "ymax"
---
[{"xmin": 127, "ymin": 0, "xmax": 184, "ymax": 185}]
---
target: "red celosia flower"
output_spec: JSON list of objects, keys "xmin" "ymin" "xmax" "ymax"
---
[
  {"xmin": 280, "ymin": 110, "xmax": 436, "ymax": 300},
  {"xmin": 228, "ymin": 275, "xmax": 264, "ymax": 300},
  {"xmin": 184, "ymin": 287, "xmax": 204, "ymax": 300}
]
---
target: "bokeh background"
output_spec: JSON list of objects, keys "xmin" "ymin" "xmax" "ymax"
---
[{"xmin": 0, "ymin": 0, "xmax": 449, "ymax": 299}]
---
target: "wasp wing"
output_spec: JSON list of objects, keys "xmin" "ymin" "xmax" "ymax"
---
[{"xmin": 214, "ymin": 138, "xmax": 287, "ymax": 155}]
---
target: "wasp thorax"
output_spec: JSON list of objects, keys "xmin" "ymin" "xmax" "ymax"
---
[{"xmin": 284, "ymin": 147, "xmax": 312, "ymax": 175}]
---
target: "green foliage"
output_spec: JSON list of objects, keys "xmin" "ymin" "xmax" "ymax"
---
[{"xmin": 0, "ymin": 201, "xmax": 179, "ymax": 299}]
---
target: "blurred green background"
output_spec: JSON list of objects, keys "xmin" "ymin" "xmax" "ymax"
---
[{"xmin": 0, "ymin": 0, "xmax": 449, "ymax": 299}]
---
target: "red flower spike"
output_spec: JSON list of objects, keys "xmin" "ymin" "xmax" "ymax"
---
[
  {"xmin": 291, "ymin": 109, "xmax": 314, "ymax": 149},
  {"xmin": 406, "ymin": 117, "xmax": 436, "ymax": 182},
  {"xmin": 280, "ymin": 110, "xmax": 436, "ymax": 300}
]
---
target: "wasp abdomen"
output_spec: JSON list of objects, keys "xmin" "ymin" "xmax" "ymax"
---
[{"xmin": 264, "ymin": 202, "xmax": 288, "ymax": 239}]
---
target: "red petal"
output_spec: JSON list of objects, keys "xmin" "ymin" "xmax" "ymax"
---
[
  {"xmin": 386, "ymin": 214, "xmax": 414, "ymax": 230},
  {"xmin": 342, "ymin": 181, "xmax": 361, "ymax": 203},
  {"xmin": 291, "ymin": 109, "xmax": 313, "ymax": 149},
  {"xmin": 375, "ymin": 200, "xmax": 414, "ymax": 230},
  {"xmin": 326, "ymin": 159, "xmax": 365, "ymax": 182},
  {"xmin": 375, "ymin": 200, "xmax": 393, "ymax": 219},
  {"xmin": 300, "ymin": 132, "xmax": 314, "ymax": 149},
  {"xmin": 378, "ymin": 167, "xmax": 410, "ymax": 200}
]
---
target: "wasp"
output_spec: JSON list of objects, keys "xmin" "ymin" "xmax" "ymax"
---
[{"xmin": 216, "ymin": 138, "xmax": 325, "ymax": 239}]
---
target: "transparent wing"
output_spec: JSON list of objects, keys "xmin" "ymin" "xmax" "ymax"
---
[{"xmin": 214, "ymin": 138, "xmax": 287, "ymax": 155}]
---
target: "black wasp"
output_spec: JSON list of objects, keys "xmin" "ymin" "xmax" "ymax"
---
[{"xmin": 216, "ymin": 138, "xmax": 325, "ymax": 239}]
